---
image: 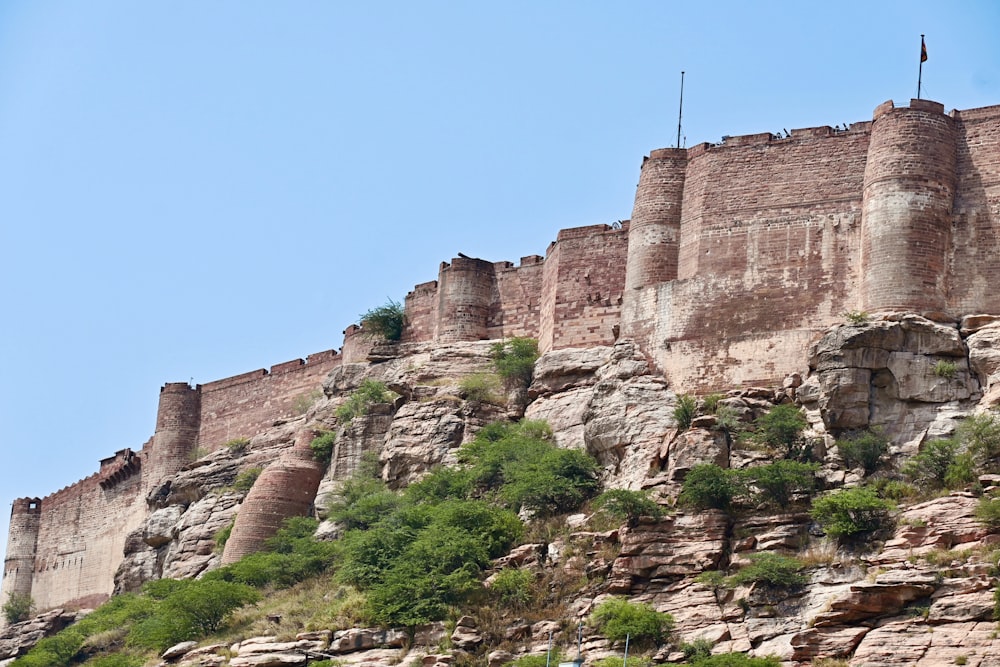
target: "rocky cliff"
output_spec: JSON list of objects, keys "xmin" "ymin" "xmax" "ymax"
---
[{"xmin": 4, "ymin": 314, "xmax": 1000, "ymax": 667}]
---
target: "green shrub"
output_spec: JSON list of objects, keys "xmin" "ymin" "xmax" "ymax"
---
[
  {"xmin": 403, "ymin": 466, "xmax": 474, "ymax": 504},
  {"xmin": 505, "ymin": 653, "xmax": 566, "ymax": 667},
  {"xmin": 975, "ymin": 495, "xmax": 1000, "ymax": 528},
  {"xmin": 673, "ymin": 394, "xmax": 698, "ymax": 431},
  {"xmin": 702, "ymin": 393, "xmax": 726, "ymax": 414},
  {"xmin": 745, "ymin": 460, "xmax": 817, "ymax": 507},
  {"xmin": 842, "ymin": 310, "xmax": 870, "ymax": 325},
  {"xmin": 224, "ymin": 437, "xmax": 250, "ymax": 454},
  {"xmin": 679, "ymin": 464, "xmax": 744, "ymax": 510},
  {"xmin": 810, "ymin": 487, "xmax": 895, "ymax": 537},
  {"xmin": 934, "ymin": 359, "xmax": 958, "ymax": 378},
  {"xmin": 490, "ymin": 338, "xmax": 539, "ymax": 387},
  {"xmin": 866, "ymin": 477, "xmax": 919, "ymax": 502},
  {"xmin": 837, "ymin": 428, "xmax": 889, "ymax": 475},
  {"xmin": 751, "ymin": 404, "xmax": 809, "ymax": 458},
  {"xmin": 490, "ymin": 568, "xmax": 534, "ymax": 608},
  {"xmin": 592, "ymin": 657, "xmax": 651, "ymax": 667},
  {"xmin": 459, "ymin": 372, "xmax": 504, "ymax": 404},
  {"xmin": 902, "ymin": 438, "xmax": 974, "ymax": 490},
  {"xmin": 959, "ymin": 411, "xmax": 1000, "ymax": 469},
  {"xmin": 360, "ymin": 299, "xmax": 405, "ymax": 341},
  {"xmin": 459, "ymin": 420, "xmax": 599, "ymax": 516},
  {"xmin": 714, "ymin": 405, "xmax": 743, "ymax": 433},
  {"xmin": 692, "ymin": 654, "xmax": 781, "ymax": 667},
  {"xmin": 232, "ymin": 466, "xmax": 262, "ymax": 493},
  {"xmin": 127, "ymin": 580, "xmax": 259, "ymax": 651},
  {"xmin": 680, "ymin": 638, "xmax": 715, "ymax": 662},
  {"xmin": 206, "ymin": 517, "xmax": 337, "ymax": 588},
  {"xmin": 214, "ymin": 520, "xmax": 234, "ymax": 551},
  {"xmin": 2, "ymin": 592, "xmax": 34, "ymax": 624},
  {"xmin": 310, "ymin": 431, "xmax": 336, "ymax": 465},
  {"xmin": 336, "ymin": 380, "xmax": 396, "ymax": 424},
  {"xmin": 588, "ymin": 597, "xmax": 674, "ymax": 648},
  {"xmin": 85, "ymin": 656, "xmax": 144, "ymax": 667},
  {"xmin": 327, "ymin": 473, "xmax": 402, "ymax": 531},
  {"xmin": 593, "ymin": 489, "xmax": 664, "ymax": 526},
  {"xmin": 727, "ymin": 552, "xmax": 806, "ymax": 588}
]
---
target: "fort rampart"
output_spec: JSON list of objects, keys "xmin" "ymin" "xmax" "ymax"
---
[{"xmin": 5, "ymin": 97, "xmax": 1000, "ymax": 616}]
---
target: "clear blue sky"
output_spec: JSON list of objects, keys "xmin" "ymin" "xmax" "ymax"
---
[{"xmin": 1, "ymin": 1, "xmax": 998, "ymax": 567}]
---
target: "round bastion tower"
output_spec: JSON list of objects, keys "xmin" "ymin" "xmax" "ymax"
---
[
  {"xmin": 861, "ymin": 99, "xmax": 957, "ymax": 314},
  {"xmin": 622, "ymin": 147, "xmax": 687, "ymax": 345},
  {"xmin": 435, "ymin": 257, "xmax": 496, "ymax": 342},
  {"xmin": 1, "ymin": 498, "xmax": 41, "ymax": 608},
  {"xmin": 146, "ymin": 383, "xmax": 201, "ymax": 487}
]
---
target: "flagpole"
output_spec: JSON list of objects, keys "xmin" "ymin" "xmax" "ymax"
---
[
  {"xmin": 918, "ymin": 34, "xmax": 925, "ymax": 99},
  {"xmin": 676, "ymin": 71, "xmax": 684, "ymax": 149}
]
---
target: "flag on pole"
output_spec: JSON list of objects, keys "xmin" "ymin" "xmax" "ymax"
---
[{"xmin": 921, "ymin": 37, "xmax": 928, "ymax": 62}]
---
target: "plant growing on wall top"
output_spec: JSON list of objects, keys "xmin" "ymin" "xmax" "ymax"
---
[
  {"xmin": 490, "ymin": 337, "xmax": 539, "ymax": 388},
  {"xmin": 360, "ymin": 299, "xmax": 405, "ymax": 341}
]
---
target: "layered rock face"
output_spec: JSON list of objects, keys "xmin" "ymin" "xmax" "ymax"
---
[{"xmin": 8, "ymin": 316, "xmax": 1000, "ymax": 667}]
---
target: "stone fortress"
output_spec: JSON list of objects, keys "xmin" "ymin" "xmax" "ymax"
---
[{"xmin": 3, "ymin": 97, "xmax": 999, "ymax": 616}]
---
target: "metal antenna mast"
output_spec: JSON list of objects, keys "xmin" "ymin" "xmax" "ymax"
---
[{"xmin": 676, "ymin": 71, "xmax": 685, "ymax": 149}]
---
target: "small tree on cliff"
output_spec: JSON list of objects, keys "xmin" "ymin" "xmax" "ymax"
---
[
  {"xmin": 360, "ymin": 299, "xmax": 405, "ymax": 341},
  {"xmin": 490, "ymin": 337, "xmax": 539, "ymax": 389},
  {"xmin": 2, "ymin": 592, "xmax": 34, "ymax": 624}
]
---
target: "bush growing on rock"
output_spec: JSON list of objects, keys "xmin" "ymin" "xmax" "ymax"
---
[
  {"xmin": 726, "ymin": 552, "xmax": 807, "ymax": 588},
  {"xmin": 359, "ymin": 299, "xmax": 405, "ymax": 341},
  {"xmin": 673, "ymin": 394, "xmax": 698, "ymax": 431},
  {"xmin": 490, "ymin": 568, "xmax": 534, "ymax": 608},
  {"xmin": 959, "ymin": 411, "xmax": 1000, "ymax": 469},
  {"xmin": 902, "ymin": 438, "xmax": 976, "ymax": 490},
  {"xmin": 231, "ymin": 466, "xmax": 262, "ymax": 493},
  {"xmin": 974, "ymin": 494, "xmax": 1000, "ymax": 528},
  {"xmin": 810, "ymin": 487, "xmax": 895, "ymax": 538},
  {"xmin": 750, "ymin": 404, "xmax": 809, "ymax": 459},
  {"xmin": 490, "ymin": 337, "xmax": 539, "ymax": 388},
  {"xmin": 679, "ymin": 464, "xmax": 744, "ymax": 510},
  {"xmin": 836, "ymin": 428, "xmax": 889, "ymax": 475},
  {"xmin": 690, "ymin": 654, "xmax": 781, "ymax": 667},
  {"xmin": 459, "ymin": 371, "xmax": 504, "ymax": 404},
  {"xmin": 588, "ymin": 597, "xmax": 674, "ymax": 648},
  {"xmin": 745, "ymin": 460, "xmax": 818, "ymax": 507},
  {"xmin": 459, "ymin": 420, "xmax": 600, "ymax": 516},
  {"xmin": 2, "ymin": 592, "xmax": 34, "ymax": 624},
  {"xmin": 593, "ymin": 488, "xmax": 664, "ymax": 526},
  {"xmin": 309, "ymin": 431, "xmax": 336, "ymax": 465},
  {"xmin": 336, "ymin": 380, "xmax": 396, "ymax": 424}
]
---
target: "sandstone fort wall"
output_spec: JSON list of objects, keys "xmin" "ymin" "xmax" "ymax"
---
[{"xmin": 6, "ymin": 97, "xmax": 1000, "ymax": 615}]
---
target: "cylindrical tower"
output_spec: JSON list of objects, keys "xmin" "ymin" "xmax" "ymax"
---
[
  {"xmin": 147, "ymin": 383, "xmax": 201, "ymax": 487},
  {"xmin": 435, "ymin": 257, "xmax": 495, "ymax": 342},
  {"xmin": 624, "ymin": 148, "xmax": 687, "ymax": 292},
  {"xmin": 1, "ymin": 498, "xmax": 42, "ymax": 608},
  {"xmin": 221, "ymin": 429, "xmax": 326, "ymax": 565},
  {"xmin": 861, "ymin": 99, "xmax": 956, "ymax": 313}
]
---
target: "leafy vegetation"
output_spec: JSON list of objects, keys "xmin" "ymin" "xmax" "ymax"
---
[
  {"xmin": 673, "ymin": 394, "xmax": 698, "ymax": 431},
  {"xmin": 744, "ymin": 460, "xmax": 817, "ymax": 507},
  {"xmin": 959, "ymin": 411, "xmax": 1000, "ymax": 469},
  {"xmin": 2, "ymin": 592, "xmax": 34, "ymax": 624},
  {"xmin": 489, "ymin": 568, "xmax": 534, "ymax": 608},
  {"xmin": 592, "ymin": 489, "xmax": 664, "ymax": 526},
  {"xmin": 459, "ymin": 372, "xmax": 504, "ymax": 404},
  {"xmin": 205, "ymin": 517, "xmax": 338, "ymax": 589},
  {"xmin": 750, "ymin": 404, "xmax": 809, "ymax": 459},
  {"xmin": 588, "ymin": 597, "xmax": 674, "ymax": 648},
  {"xmin": 975, "ymin": 494, "xmax": 1000, "ymax": 528},
  {"xmin": 690, "ymin": 654, "xmax": 781, "ymax": 667},
  {"xmin": 232, "ymin": 467, "xmax": 262, "ymax": 493},
  {"xmin": 336, "ymin": 380, "xmax": 396, "ymax": 424},
  {"xmin": 842, "ymin": 310, "xmax": 870, "ymax": 325},
  {"xmin": 836, "ymin": 428, "xmax": 889, "ymax": 475},
  {"xmin": 490, "ymin": 337, "xmax": 539, "ymax": 388},
  {"xmin": 933, "ymin": 359, "xmax": 958, "ymax": 378},
  {"xmin": 679, "ymin": 464, "xmax": 743, "ymax": 510},
  {"xmin": 810, "ymin": 487, "xmax": 895, "ymax": 538},
  {"xmin": 309, "ymin": 431, "xmax": 336, "ymax": 465},
  {"xmin": 360, "ymin": 299, "xmax": 405, "ymax": 341},
  {"xmin": 726, "ymin": 552, "xmax": 806, "ymax": 588},
  {"xmin": 224, "ymin": 437, "xmax": 250, "ymax": 454},
  {"xmin": 902, "ymin": 438, "xmax": 975, "ymax": 490}
]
